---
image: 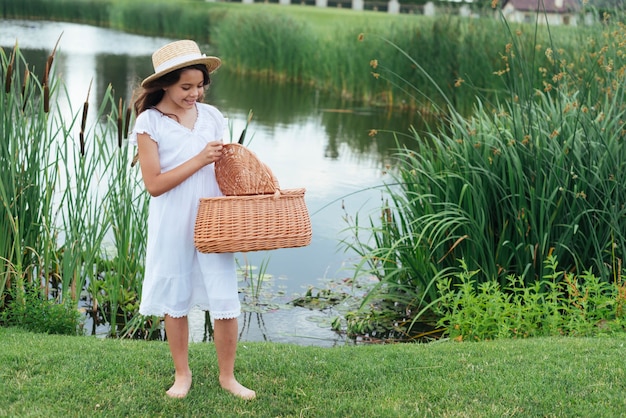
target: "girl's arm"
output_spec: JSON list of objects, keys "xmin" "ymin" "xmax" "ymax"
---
[{"xmin": 136, "ymin": 133, "xmax": 223, "ymax": 197}]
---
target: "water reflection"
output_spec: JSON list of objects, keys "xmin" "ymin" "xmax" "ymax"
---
[
  {"xmin": 211, "ymin": 71, "xmax": 425, "ymax": 161},
  {"xmin": 1, "ymin": 19, "xmax": 422, "ymax": 346}
]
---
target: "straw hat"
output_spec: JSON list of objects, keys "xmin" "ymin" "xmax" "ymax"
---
[{"xmin": 141, "ymin": 40, "xmax": 221, "ymax": 87}]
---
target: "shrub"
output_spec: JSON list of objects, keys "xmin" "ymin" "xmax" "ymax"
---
[
  {"xmin": 0, "ymin": 285, "xmax": 82, "ymax": 335},
  {"xmin": 435, "ymin": 257, "xmax": 626, "ymax": 341}
]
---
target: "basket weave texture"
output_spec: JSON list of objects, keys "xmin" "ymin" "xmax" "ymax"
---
[
  {"xmin": 214, "ymin": 143, "xmax": 278, "ymax": 196},
  {"xmin": 194, "ymin": 143, "xmax": 312, "ymax": 253}
]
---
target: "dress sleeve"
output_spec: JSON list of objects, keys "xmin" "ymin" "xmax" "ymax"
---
[{"xmin": 128, "ymin": 110, "xmax": 159, "ymax": 146}]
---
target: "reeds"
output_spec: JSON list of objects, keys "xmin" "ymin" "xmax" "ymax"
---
[
  {"xmin": 0, "ymin": 42, "xmax": 150, "ymax": 336},
  {"xmin": 1, "ymin": 0, "xmax": 110, "ymax": 26},
  {"xmin": 341, "ymin": 15, "xmax": 626, "ymax": 340},
  {"xmin": 1, "ymin": 43, "xmax": 51, "ymax": 295},
  {"xmin": 5, "ymin": 0, "xmax": 613, "ymax": 113}
]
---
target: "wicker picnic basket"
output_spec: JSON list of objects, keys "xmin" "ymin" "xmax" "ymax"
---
[{"xmin": 194, "ymin": 143, "xmax": 312, "ymax": 253}]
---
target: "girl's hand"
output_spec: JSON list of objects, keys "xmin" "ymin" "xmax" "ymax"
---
[{"xmin": 200, "ymin": 141, "xmax": 224, "ymax": 165}]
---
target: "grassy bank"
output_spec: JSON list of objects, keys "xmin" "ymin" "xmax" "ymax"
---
[
  {"xmin": 0, "ymin": 0, "xmax": 597, "ymax": 112},
  {"xmin": 2, "ymin": 327, "xmax": 626, "ymax": 417}
]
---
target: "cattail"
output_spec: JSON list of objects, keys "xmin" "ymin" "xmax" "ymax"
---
[
  {"xmin": 42, "ymin": 34, "xmax": 62, "ymax": 113},
  {"xmin": 43, "ymin": 58, "xmax": 50, "ymax": 88},
  {"xmin": 79, "ymin": 80, "xmax": 92, "ymax": 157},
  {"xmin": 81, "ymin": 80, "xmax": 91, "ymax": 133},
  {"xmin": 81, "ymin": 99, "xmax": 89, "ymax": 136},
  {"xmin": 43, "ymin": 84, "xmax": 50, "ymax": 113},
  {"xmin": 44, "ymin": 55, "xmax": 53, "ymax": 86},
  {"xmin": 130, "ymin": 152, "xmax": 139, "ymax": 167},
  {"xmin": 22, "ymin": 69, "xmax": 30, "ymax": 112},
  {"xmin": 21, "ymin": 68, "xmax": 28, "ymax": 97},
  {"xmin": 44, "ymin": 33, "xmax": 61, "ymax": 86},
  {"xmin": 124, "ymin": 105, "xmax": 131, "ymax": 139},
  {"xmin": 5, "ymin": 44, "xmax": 15, "ymax": 94},
  {"xmin": 117, "ymin": 98, "xmax": 123, "ymax": 148},
  {"xmin": 79, "ymin": 131, "xmax": 85, "ymax": 156},
  {"xmin": 43, "ymin": 60, "xmax": 50, "ymax": 113},
  {"xmin": 238, "ymin": 109, "xmax": 254, "ymax": 144}
]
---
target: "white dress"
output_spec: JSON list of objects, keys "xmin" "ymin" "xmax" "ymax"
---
[{"xmin": 129, "ymin": 102, "xmax": 240, "ymax": 319}]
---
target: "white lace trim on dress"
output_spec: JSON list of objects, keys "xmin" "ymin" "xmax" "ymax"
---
[{"xmin": 140, "ymin": 305, "xmax": 240, "ymax": 319}]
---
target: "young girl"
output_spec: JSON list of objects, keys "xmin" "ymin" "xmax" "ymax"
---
[{"xmin": 129, "ymin": 40, "xmax": 255, "ymax": 400}]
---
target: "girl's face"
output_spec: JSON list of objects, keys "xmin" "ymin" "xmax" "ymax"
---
[{"xmin": 162, "ymin": 68, "xmax": 205, "ymax": 110}]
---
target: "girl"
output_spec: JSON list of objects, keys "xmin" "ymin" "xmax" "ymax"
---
[{"xmin": 129, "ymin": 40, "xmax": 255, "ymax": 400}]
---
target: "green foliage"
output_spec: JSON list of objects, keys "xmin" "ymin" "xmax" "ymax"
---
[
  {"xmin": 108, "ymin": 0, "xmax": 218, "ymax": 41},
  {"xmin": 341, "ymin": 17, "xmax": 626, "ymax": 341},
  {"xmin": 0, "ymin": 42, "xmax": 151, "ymax": 337},
  {"xmin": 0, "ymin": 40, "xmax": 60, "ymax": 316},
  {"xmin": 0, "ymin": 0, "xmax": 110, "ymax": 25},
  {"xmin": 4, "ymin": 0, "xmax": 610, "ymax": 112},
  {"xmin": 7, "ymin": 1, "xmax": 626, "ymax": 344},
  {"xmin": 0, "ymin": 285, "xmax": 82, "ymax": 335},
  {"xmin": 436, "ymin": 257, "xmax": 626, "ymax": 341},
  {"xmin": 212, "ymin": 11, "xmax": 318, "ymax": 83}
]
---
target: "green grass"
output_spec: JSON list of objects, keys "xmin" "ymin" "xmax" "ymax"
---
[
  {"xmin": 2, "ymin": 0, "xmax": 604, "ymax": 112},
  {"xmin": 2, "ymin": 326, "xmax": 626, "ymax": 417}
]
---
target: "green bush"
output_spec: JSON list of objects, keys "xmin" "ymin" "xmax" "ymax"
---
[
  {"xmin": 435, "ymin": 257, "xmax": 626, "ymax": 341},
  {"xmin": 0, "ymin": 285, "xmax": 82, "ymax": 335}
]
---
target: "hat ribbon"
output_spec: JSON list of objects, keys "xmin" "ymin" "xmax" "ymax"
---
[{"xmin": 154, "ymin": 53, "xmax": 206, "ymax": 73}]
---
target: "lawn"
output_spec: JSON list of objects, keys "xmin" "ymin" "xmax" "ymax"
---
[{"xmin": 2, "ymin": 327, "xmax": 625, "ymax": 417}]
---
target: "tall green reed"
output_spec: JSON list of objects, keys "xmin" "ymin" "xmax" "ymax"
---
[
  {"xmin": 108, "ymin": 0, "xmax": 216, "ymax": 40},
  {"xmin": 1, "ymin": 42, "xmax": 153, "ymax": 337},
  {"xmin": 213, "ymin": 11, "xmax": 318, "ymax": 83},
  {"xmin": 93, "ymin": 98, "xmax": 149, "ymax": 337},
  {"xmin": 5, "ymin": 0, "xmax": 608, "ymax": 113},
  {"xmin": 0, "ymin": 43, "xmax": 60, "ymax": 310},
  {"xmin": 340, "ymin": 16, "xmax": 626, "ymax": 341},
  {"xmin": 55, "ymin": 80, "xmax": 115, "ymax": 310},
  {"xmin": 0, "ymin": 0, "xmax": 110, "ymax": 25}
]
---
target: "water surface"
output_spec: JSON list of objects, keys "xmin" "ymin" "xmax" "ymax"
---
[{"xmin": 1, "ymin": 19, "xmax": 419, "ymax": 346}]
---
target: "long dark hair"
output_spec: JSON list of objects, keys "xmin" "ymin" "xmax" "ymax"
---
[{"xmin": 133, "ymin": 64, "xmax": 211, "ymax": 116}]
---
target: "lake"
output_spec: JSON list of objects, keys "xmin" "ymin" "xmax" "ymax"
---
[{"xmin": 1, "ymin": 19, "xmax": 420, "ymax": 346}]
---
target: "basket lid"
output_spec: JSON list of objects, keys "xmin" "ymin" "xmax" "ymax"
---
[{"xmin": 215, "ymin": 143, "xmax": 279, "ymax": 196}]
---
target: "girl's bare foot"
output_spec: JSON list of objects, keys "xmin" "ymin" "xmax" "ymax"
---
[
  {"xmin": 219, "ymin": 376, "xmax": 256, "ymax": 400},
  {"xmin": 166, "ymin": 371, "xmax": 192, "ymax": 398}
]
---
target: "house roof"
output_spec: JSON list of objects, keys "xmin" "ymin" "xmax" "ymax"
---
[{"xmin": 503, "ymin": 0, "xmax": 581, "ymax": 12}]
